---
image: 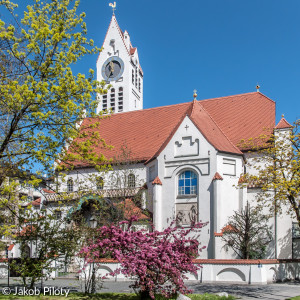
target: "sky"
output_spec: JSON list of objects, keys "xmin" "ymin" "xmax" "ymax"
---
[{"xmin": 3, "ymin": 0, "xmax": 300, "ymax": 124}]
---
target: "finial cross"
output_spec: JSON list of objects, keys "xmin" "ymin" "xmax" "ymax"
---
[{"xmin": 109, "ymin": 2, "xmax": 117, "ymax": 14}]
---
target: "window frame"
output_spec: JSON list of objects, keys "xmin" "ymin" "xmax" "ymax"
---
[
  {"xmin": 177, "ymin": 170, "xmax": 198, "ymax": 197},
  {"xmin": 127, "ymin": 173, "xmax": 136, "ymax": 188},
  {"xmin": 96, "ymin": 177, "xmax": 104, "ymax": 190},
  {"xmin": 67, "ymin": 178, "xmax": 73, "ymax": 193}
]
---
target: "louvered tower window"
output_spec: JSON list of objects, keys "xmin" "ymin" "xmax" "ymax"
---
[
  {"xmin": 102, "ymin": 94, "xmax": 107, "ymax": 110},
  {"xmin": 110, "ymin": 88, "xmax": 115, "ymax": 112},
  {"xmin": 118, "ymin": 87, "xmax": 123, "ymax": 112}
]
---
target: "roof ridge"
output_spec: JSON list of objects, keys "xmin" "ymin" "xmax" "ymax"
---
[
  {"xmin": 87, "ymin": 102, "xmax": 191, "ymax": 121},
  {"xmin": 199, "ymin": 91, "xmax": 275, "ymax": 104},
  {"xmin": 191, "ymin": 102, "xmax": 242, "ymax": 154}
]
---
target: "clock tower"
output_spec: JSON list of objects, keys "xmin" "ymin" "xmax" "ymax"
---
[{"xmin": 96, "ymin": 14, "xmax": 143, "ymax": 114}]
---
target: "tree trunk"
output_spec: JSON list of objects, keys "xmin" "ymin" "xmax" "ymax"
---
[{"xmin": 139, "ymin": 290, "xmax": 152, "ymax": 300}]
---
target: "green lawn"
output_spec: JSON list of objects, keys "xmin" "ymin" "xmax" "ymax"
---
[
  {"xmin": 0, "ymin": 292, "xmax": 235, "ymax": 300},
  {"xmin": 287, "ymin": 297, "xmax": 300, "ymax": 300}
]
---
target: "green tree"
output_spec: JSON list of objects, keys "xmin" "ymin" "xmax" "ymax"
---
[
  {"xmin": 0, "ymin": 0, "xmax": 112, "ymax": 255},
  {"xmin": 12, "ymin": 206, "xmax": 81, "ymax": 288},
  {"xmin": 240, "ymin": 119, "xmax": 300, "ymax": 227},
  {"xmin": 222, "ymin": 202, "xmax": 272, "ymax": 259},
  {"xmin": 0, "ymin": 0, "xmax": 109, "ymax": 185}
]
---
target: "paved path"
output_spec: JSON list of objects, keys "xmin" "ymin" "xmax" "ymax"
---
[{"xmin": 1, "ymin": 278, "xmax": 300, "ymax": 299}]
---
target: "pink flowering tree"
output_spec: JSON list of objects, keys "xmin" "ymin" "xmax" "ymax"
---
[{"xmin": 80, "ymin": 217, "xmax": 207, "ymax": 299}]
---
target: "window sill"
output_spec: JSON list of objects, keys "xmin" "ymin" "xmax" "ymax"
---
[{"xmin": 177, "ymin": 194, "xmax": 197, "ymax": 199}]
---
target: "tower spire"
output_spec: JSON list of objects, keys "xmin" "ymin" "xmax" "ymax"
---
[{"xmin": 109, "ymin": 2, "xmax": 117, "ymax": 15}]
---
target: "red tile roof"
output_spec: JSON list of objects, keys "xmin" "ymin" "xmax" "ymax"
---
[
  {"xmin": 275, "ymin": 117, "xmax": 293, "ymax": 129},
  {"xmin": 200, "ymin": 92, "xmax": 275, "ymax": 147},
  {"xmin": 116, "ymin": 199, "xmax": 149, "ymax": 221},
  {"xmin": 31, "ymin": 198, "xmax": 41, "ymax": 207},
  {"xmin": 7, "ymin": 244, "xmax": 14, "ymax": 251},
  {"xmin": 67, "ymin": 92, "xmax": 275, "ymax": 167},
  {"xmin": 152, "ymin": 176, "xmax": 162, "ymax": 185},
  {"xmin": 214, "ymin": 224, "xmax": 238, "ymax": 237},
  {"xmin": 42, "ymin": 188, "xmax": 55, "ymax": 194},
  {"xmin": 212, "ymin": 172, "xmax": 223, "ymax": 181},
  {"xmin": 130, "ymin": 47, "xmax": 136, "ymax": 55}
]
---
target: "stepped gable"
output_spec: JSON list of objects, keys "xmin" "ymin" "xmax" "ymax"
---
[{"xmin": 69, "ymin": 92, "xmax": 276, "ymax": 167}]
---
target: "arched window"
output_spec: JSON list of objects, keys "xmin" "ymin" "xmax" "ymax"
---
[
  {"xmin": 67, "ymin": 178, "xmax": 73, "ymax": 192},
  {"xmin": 118, "ymin": 87, "xmax": 123, "ymax": 112},
  {"xmin": 178, "ymin": 170, "xmax": 197, "ymax": 195},
  {"xmin": 96, "ymin": 177, "xmax": 104, "ymax": 190},
  {"xmin": 128, "ymin": 174, "xmax": 135, "ymax": 188}
]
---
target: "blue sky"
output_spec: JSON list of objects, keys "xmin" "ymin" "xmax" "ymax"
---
[{"xmin": 5, "ymin": 0, "xmax": 300, "ymax": 124}]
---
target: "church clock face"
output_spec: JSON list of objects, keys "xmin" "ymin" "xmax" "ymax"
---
[{"xmin": 101, "ymin": 56, "xmax": 124, "ymax": 82}]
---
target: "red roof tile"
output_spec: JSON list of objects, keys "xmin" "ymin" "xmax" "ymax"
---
[
  {"xmin": 42, "ymin": 188, "xmax": 55, "ymax": 194},
  {"xmin": 200, "ymin": 92, "xmax": 275, "ymax": 147},
  {"xmin": 130, "ymin": 47, "xmax": 136, "ymax": 55},
  {"xmin": 67, "ymin": 92, "xmax": 276, "ymax": 167},
  {"xmin": 31, "ymin": 198, "xmax": 41, "ymax": 207},
  {"xmin": 275, "ymin": 117, "xmax": 293, "ymax": 129},
  {"xmin": 116, "ymin": 199, "xmax": 149, "ymax": 221},
  {"xmin": 212, "ymin": 172, "xmax": 223, "ymax": 181},
  {"xmin": 7, "ymin": 244, "xmax": 14, "ymax": 251},
  {"xmin": 152, "ymin": 176, "xmax": 162, "ymax": 185},
  {"xmin": 189, "ymin": 101, "xmax": 242, "ymax": 155},
  {"xmin": 214, "ymin": 224, "xmax": 237, "ymax": 237}
]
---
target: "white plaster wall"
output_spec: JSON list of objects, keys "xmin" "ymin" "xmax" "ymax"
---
[
  {"xmin": 156, "ymin": 116, "xmax": 219, "ymax": 258},
  {"xmin": 215, "ymin": 153, "xmax": 243, "ymax": 232},
  {"xmin": 82, "ymin": 261, "xmax": 300, "ymax": 284},
  {"xmin": 57, "ymin": 163, "xmax": 147, "ymax": 193},
  {"xmin": 246, "ymin": 189, "xmax": 292, "ymax": 259}
]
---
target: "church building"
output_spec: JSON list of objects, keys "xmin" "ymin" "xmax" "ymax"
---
[{"xmin": 45, "ymin": 12, "xmax": 294, "ymax": 262}]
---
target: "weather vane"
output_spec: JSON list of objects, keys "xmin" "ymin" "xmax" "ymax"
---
[{"xmin": 109, "ymin": 2, "xmax": 116, "ymax": 14}]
